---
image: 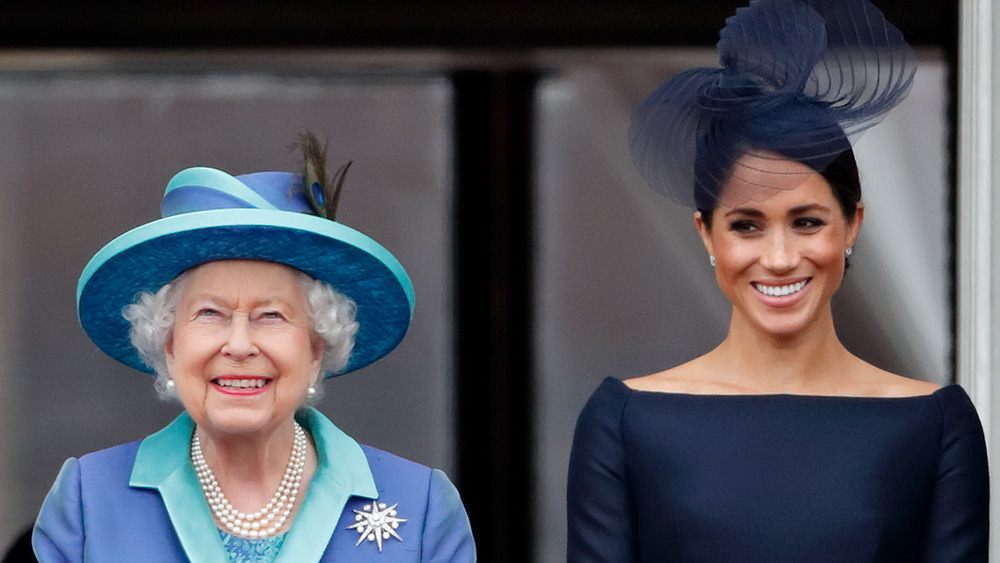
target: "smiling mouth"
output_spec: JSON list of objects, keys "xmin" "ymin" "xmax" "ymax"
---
[
  {"xmin": 213, "ymin": 378, "xmax": 269, "ymax": 390},
  {"xmin": 753, "ymin": 280, "xmax": 808, "ymax": 297}
]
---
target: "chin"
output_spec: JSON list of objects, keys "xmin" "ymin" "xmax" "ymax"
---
[
  {"xmin": 762, "ymin": 324, "xmax": 810, "ymax": 339},
  {"xmin": 202, "ymin": 408, "xmax": 283, "ymax": 437},
  {"xmin": 751, "ymin": 311, "xmax": 816, "ymax": 338}
]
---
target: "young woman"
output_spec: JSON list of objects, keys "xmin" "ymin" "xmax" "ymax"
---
[{"xmin": 566, "ymin": 0, "xmax": 989, "ymax": 560}]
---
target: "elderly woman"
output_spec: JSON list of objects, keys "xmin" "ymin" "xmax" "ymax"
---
[
  {"xmin": 567, "ymin": 0, "xmax": 988, "ymax": 561},
  {"xmin": 32, "ymin": 138, "xmax": 476, "ymax": 562}
]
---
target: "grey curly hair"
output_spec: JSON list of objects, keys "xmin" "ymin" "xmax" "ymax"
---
[{"xmin": 122, "ymin": 267, "xmax": 360, "ymax": 401}]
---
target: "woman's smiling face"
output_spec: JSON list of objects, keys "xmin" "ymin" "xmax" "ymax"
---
[
  {"xmin": 696, "ymin": 155, "xmax": 863, "ymax": 339},
  {"xmin": 165, "ymin": 259, "xmax": 322, "ymax": 439}
]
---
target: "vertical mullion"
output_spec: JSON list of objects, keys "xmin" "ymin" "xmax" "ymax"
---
[{"xmin": 452, "ymin": 69, "xmax": 537, "ymax": 563}]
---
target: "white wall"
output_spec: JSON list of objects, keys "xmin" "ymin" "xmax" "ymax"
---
[{"xmin": 957, "ymin": 0, "xmax": 1000, "ymax": 557}]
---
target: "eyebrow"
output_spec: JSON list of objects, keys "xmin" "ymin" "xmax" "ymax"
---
[
  {"xmin": 787, "ymin": 203, "xmax": 831, "ymax": 214},
  {"xmin": 184, "ymin": 293, "xmax": 290, "ymax": 309},
  {"xmin": 723, "ymin": 203, "xmax": 831, "ymax": 217},
  {"xmin": 724, "ymin": 207, "xmax": 764, "ymax": 218}
]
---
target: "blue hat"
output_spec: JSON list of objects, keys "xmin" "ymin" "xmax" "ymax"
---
[
  {"xmin": 628, "ymin": 0, "xmax": 916, "ymax": 208},
  {"xmin": 77, "ymin": 166, "xmax": 415, "ymax": 377}
]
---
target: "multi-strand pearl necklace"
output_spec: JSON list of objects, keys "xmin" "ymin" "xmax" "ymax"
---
[{"xmin": 191, "ymin": 423, "xmax": 307, "ymax": 539}]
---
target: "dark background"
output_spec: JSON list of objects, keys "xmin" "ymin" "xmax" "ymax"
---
[{"xmin": 0, "ymin": 1, "xmax": 954, "ymax": 48}]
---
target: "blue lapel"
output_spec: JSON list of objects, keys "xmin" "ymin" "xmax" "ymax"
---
[
  {"xmin": 275, "ymin": 408, "xmax": 378, "ymax": 562},
  {"xmin": 129, "ymin": 413, "xmax": 229, "ymax": 563}
]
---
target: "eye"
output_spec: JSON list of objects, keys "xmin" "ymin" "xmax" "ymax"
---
[
  {"xmin": 258, "ymin": 310, "xmax": 286, "ymax": 322},
  {"xmin": 793, "ymin": 217, "xmax": 826, "ymax": 230},
  {"xmin": 728, "ymin": 219, "xmax": 759, "ymax": 233},
  {"xmin": 197, "ymin": 308, "xmax": 220, "ymax": 317}
]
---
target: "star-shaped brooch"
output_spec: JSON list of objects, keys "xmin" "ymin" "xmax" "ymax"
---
[{"xmin": 347, "ymin": 501, "xmax": 407, "ymax": 552}]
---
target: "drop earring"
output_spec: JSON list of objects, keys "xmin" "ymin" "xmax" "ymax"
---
[
  {"xmin": 709, "ymin": 255, "xmax": 716, "ymax": 267},
  {"xmin": 845, "ymin": 247, "xmax": 853, "ymax": 257},
  {"xmin": 307, "ymin": 385, "xmax": 317, "ymax": 398}
]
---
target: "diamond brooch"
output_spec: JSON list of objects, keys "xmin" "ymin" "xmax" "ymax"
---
[{"xmin": 347, "ymin": 501, "xmax": 407, "ymax": 552}]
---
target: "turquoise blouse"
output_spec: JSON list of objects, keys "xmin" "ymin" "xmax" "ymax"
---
[{"xmin": 219, "ymin": 529, "xmax": 286, "ymax": 563}]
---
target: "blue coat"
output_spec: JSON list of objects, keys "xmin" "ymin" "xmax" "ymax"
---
[{"xmin": 33, "ymin": 408, "xmax": 476, "ymax": 562}]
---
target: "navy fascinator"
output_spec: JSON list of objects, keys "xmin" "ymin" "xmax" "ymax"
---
[{"xmin": 628, "ymin": 0, "xmax": 916, "ymax": 208}]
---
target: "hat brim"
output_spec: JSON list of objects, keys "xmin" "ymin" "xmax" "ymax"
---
[{"xmin": 77, "ymin": 208, "xmax": 414, "ymax": 377}]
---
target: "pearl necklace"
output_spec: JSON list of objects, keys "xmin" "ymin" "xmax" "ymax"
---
[{"xmin": 190, "ymin": 423, "xmax": 307, "ymax": 539}]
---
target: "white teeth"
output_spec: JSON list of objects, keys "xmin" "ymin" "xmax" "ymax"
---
[
  {"xmin": 216, "ymin": 378, "xmax": 267, "ymax": 389},
  {"xmin": 754, "ymin": 280, "xmax": 807, "ymax": 297}
]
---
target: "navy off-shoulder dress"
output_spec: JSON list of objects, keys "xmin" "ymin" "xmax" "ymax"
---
[{"xmin": 567, "ymin": 377, "xmax": 989, "ymax": 562}]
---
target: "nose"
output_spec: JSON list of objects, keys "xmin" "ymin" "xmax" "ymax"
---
[
  {"xmin": 759, "ymin": 230, "xmax": 798, "ymax": 272},
  {"xmin": 222, "ymin": 315, "xmax": 258, "ymax": 360}
]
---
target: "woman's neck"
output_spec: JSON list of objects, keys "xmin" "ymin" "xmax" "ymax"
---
[
  {"xmin": 710, "ymin": 306, "xmax": 856, "ymax": 394},
  {"xmin": 196, "ymin": 419, "xmax": 299, "ymax": 512}
]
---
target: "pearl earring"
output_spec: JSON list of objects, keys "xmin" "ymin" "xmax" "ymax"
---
[
  {"xmin": 307, "ymin": 385, "xmax": 317, "ymax": 398},
  {"xmin": 165, "ymin": 379, "xmax": 176, "ymax": 391},
  {"xmin": 709, "ymin": 255, "xmax": 716, "ymax": 267}
]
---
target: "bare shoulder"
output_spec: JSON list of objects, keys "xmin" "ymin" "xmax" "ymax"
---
[
  {"xmin": 854, "ymin": 363, "xmax": 940, "ymax": 397},
  {"xmin": 879, "ymin": 374, "xmax": 940, "ymax": 397},
  {"xmin": 624, "ymin": 357, "xmax": 744, "ymax": 395}
]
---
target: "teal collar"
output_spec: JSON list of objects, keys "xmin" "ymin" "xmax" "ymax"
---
[{"xmin": 130, "ymin": 408, "xmax": 377, "ymax": 563}]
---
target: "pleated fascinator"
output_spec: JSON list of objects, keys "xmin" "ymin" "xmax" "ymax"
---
[
  {"xmin": 77, "ymin": 136, "xmax": 414, "ymax": 377},
  {"xmin": 629, "ymin": 0, "xmax": 916, "ymax": 208}
]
